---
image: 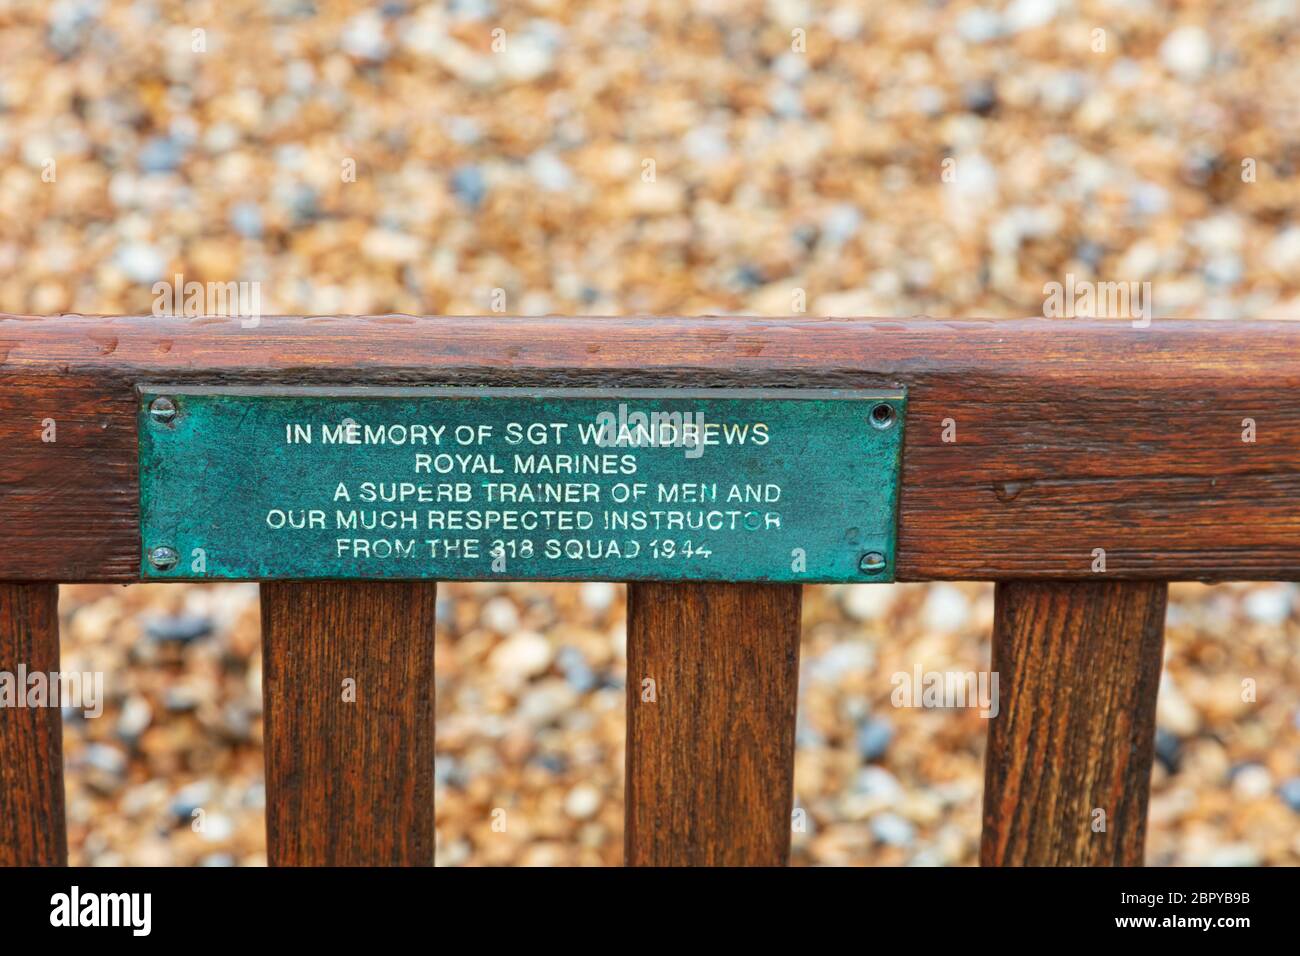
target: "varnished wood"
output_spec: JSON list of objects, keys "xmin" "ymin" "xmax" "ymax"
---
[
  {"xmin": 4, "ymin": 315, "xmax": 1299, "ymax": 582},
  {"xmin": 0, "ymin": 583, "xmax": 66, "ymax": 866},
  {"xmin": 261, "ymin": 581, "xmax": 436, "ymax": 866},
  {"xmin": 625, "ymin": 582, "xmax": 801, "ymax": 866},
  {"xmin": 981, "ymin": 580, "xmax": 1167, "ymax": 866}
]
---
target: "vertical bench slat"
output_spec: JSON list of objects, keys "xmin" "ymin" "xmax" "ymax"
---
[
  {"xmin": 624, "ymin": 582, "xmax": 802, "ymax": 866},
  {"xmin": 261, "ymin": 581, "xmax": 437, "ymax": 866},
  {"xmin": 0, "ymin": 583, "xmax": 66, "ymax": 866},
  {"xmin": 981, "ymin": 580, "xmax": 1167, "ymax": 866}
]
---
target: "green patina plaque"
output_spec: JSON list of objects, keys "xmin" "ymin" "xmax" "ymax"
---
[{"xmin": 138, "ymin": 387, "xmax": 905, "ymax": 583}]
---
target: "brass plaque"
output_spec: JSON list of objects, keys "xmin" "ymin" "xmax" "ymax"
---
[{"xmin": 138, "ymin": 387, "xmax": 905, "ymax": 582}]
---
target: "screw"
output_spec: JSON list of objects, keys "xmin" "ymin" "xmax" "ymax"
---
[
  {"xmin": 148, "ymin": 546, "xmax": 179, "ymax": 571},
  {"xmin": 149, "ymin": 396, "xmax": 177, "ymax": 424},
  {"xmin": 869, "ymin": 402, "xmax": 896, "ymax": 430},
  {"xmin": 859, "ymin": 551, "xmax": 887, "ymax": 573}
]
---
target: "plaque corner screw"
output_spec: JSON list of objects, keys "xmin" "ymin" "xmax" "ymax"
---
[
  {"xmin": 149, "ymin": 396, "xmax": 177, "ymax": 425},
  {"xmin": 869, "ymin": 402, "xmax": 896, "ymax": 430},
  {"xmin": 148, "ymin": 545, "xmax": 180, "ymax": 571},
  {"xmin": 859, "ymin": 551, "xmax": 887, "ymax": 574}
]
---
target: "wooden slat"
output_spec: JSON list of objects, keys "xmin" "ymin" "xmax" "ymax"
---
[
  {"xmin": 980, "ymin": 580, "xmax": 1167, "ymax": 866},
  {"xmin": 0, "ymin": 583, "xmax": 66, "ymax": 866},
  {"xmin": 625, "ymin": 582, "xmax": 801, "ymax": 866},
  {"xmin": 4, "ymin": 315, "xmax": 1300, "ymax": 583},
  {"xmin": 261, "ymin": 581, "xmax": 436, "ymax": 866}
]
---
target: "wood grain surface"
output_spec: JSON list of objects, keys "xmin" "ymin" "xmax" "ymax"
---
[
  {"xmin": 2, "ymin": 314, "xmax": 1299, "ymax": 582},
  {"xmin": 0, "ymin": 583, "xmax": 67, "ymax": 866},
  {"xmin": 980, "ymin": 580, "xmax": 1167, "ymax": 866},
  {"xmin": 625, "ymin": 582, "xmax": 801, "ymax": 865},
  {"xmin": 261, "ymin": 581, "xmax": 436, "ymax": 866}
]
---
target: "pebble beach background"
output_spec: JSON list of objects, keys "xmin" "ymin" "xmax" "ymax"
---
[{"xmin": 2, "ymin": 0, "xmax": 1298, "ymax": 865}]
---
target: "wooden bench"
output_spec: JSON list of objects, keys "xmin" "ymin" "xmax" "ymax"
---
[{"xmin": 1, "ymin": 314, "xmax": 1296, "ymax": 866}]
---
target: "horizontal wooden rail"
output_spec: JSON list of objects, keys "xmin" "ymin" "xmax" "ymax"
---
[{"xmin": 2, "ymin": 314, "xmax": 1299, "ymax": 582}]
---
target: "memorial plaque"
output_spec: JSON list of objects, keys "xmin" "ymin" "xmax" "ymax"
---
[{"xmin": 138, "ymin": 387, "xmax": 905, "ymax": 582}]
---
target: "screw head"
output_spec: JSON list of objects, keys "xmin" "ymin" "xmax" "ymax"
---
[
  {"xmin": 859, "ymin": 551, "xmax": 887, "ymax": 573},
  {"xmin": 149, "ymin": 396, "xmax": 177, "ymax": 424},
  {"xmin": 148, "ymin": 546, "xmax": 180, "ymax": 571},
  {"xmin": 869, "ymin": 402, "xmax": 896, "ymax": 430}
]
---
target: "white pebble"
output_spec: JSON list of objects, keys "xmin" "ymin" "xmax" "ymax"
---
[
  {"xmin": 579, "ymin": 581, "xmax": 616, "ymax": 614},
  {"xmin": 1118, "ymin": 239, "xmax": 1163, "ymax": 280},
  {"xmin": 518, "ymin": 679, "xmax": 576, "ymax": 724},
  {"xmin": 1004, "ymin": 0, "xmax": 1058, "ymax": 33},
  {"xmin": 1160, "ymin": 26, "xmax": 1212, "ymax": 79},
  {"xmin": 922, "ymin": 584, "xmax": 969, "ymax": 633},
  {"xmin": 826, "ymin": 6, "xmax": 864, "ymax": 40},
  {"xmin": 1231, "ymin": 764, "xmax": 1273, "ymax": 800},
  {"xmin": 1156, "ymin": 672, "xmax": 1200, "ymax": 736},
  {"xmin": 870, "ymin": 812, "xmax": 916, "ymax": 847},
  {"xmin": 341, "ymin": 11, "xmax": 389, "ymax": 62},
  {"xmin": 1268, "ymin": 228, "xmax": 1300, "ymax": 277},
  {"xmin": 528, "ymin": 150, "xmax": 574, "ymax": 192},
  {"xmin": 842, "ymin": 583, "xmax": 897, "ymax": 621},
  {"xmin": 488, "ymin": 631, "xmax": 552, "ymax": 678},
  {"xmin": 683, "ymin": 126, "xmax": 731, "ymax": 164},
  {"xmin": 117, "ymin": 696, "xmax": 153, "ymax": 738},
  {"xmin": 499, "ymin": 35, "xmax": 555, "ymax": 83},
  {"xmin": 200, "ymin": 813, "xmax": 235, "ymax": 842},
  {"xmin": 564, "ymin": 784, "xmax": 602, "ymax": 820},
  {"xmin": 957, "ymin": 9, "xmax": 1002, "ymax": 43},
  {"xmin": 115, "ymin": 243, "xmax": 166, "ymax": 282},
  {"xmin": 806, "ymin": 641, "xmax": 873, "ymax": 683},
  {"xmin": 481, "ymin": 596, "xmax": 520, "ymax": 633},
  {"xmin": 1243, "ymin": 584, "xmax": 1295, "ymax": 625},
  {"xmin": 853, "ymin": 766, "xmax": 904, "ymax": 803}
]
